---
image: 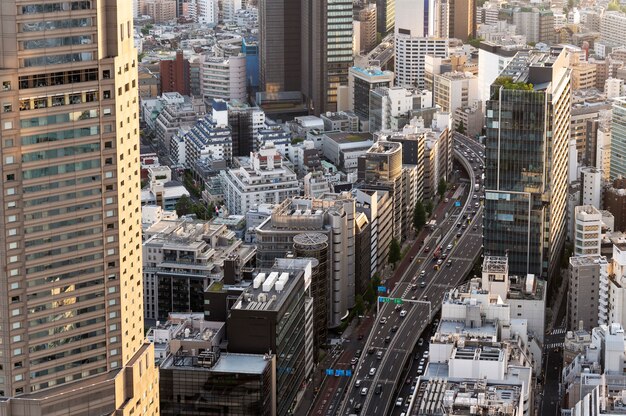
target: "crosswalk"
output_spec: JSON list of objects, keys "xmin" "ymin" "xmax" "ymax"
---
[{"xmin": 545, "ymin": 342, "xmax": 564, "ymax": 349}]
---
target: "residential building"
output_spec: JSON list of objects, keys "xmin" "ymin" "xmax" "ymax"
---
[
  {"xmin": 160, "ymin": 50, "xmax": 190, "ymax": 96},
  {"xmin": 408, "ymin": 273, "xmax": 535, "ymax": 416},
  {"xmin": 354, "ymin": 188, "xmax": 394, "ymax": 277},
  {"xmin": 568, "ymin": 256, "xmax": 607, "ymax": 331},
  {"xmin": 571, "ymin": 101, "xmax": 612, "ymax": 160},
  {"xmin": 422, "ymin": 113, "xmax": 453, "ymax": 200},
  {"xmin": 611, "ymin": 97, "xmax": 626, "ymax": 180},
  {"xmin": 201, "ymin": 55, "xmax": 247, "ymax": 102},
  {"xmin": 0, "ymin": 0, "xmax": 159, "ymax": 411},
  {"xmin": 513, "ymin": 9, "xmax": 556, "ymax": 45},
  {"xmin": 453, "ymin": 102, "xmax": 483, "ymax": 138},
  {"xmin": 600, "ymin": 12, "xmax": 626, "ymax": 52},
  {"xmin": 602, "ymin": 244, "xmax": 626, "ymax": 326},
  {"xmin": 580, "ymin": 167, "xmax": 602, "ymax": 208},
  {"xmin": 301, "ymin": 0, "xmax": 353, "ymax": 114},
  {"xmin": 142, "ymin": 217, "xmax": 255, "ymax": 320},
  {"xmin": 221, "ymin": 144, "xmax": 300, "ymax": 215},
  {"xmin": 395, "ymin": 37, "xmax": 448, "ymax": 90},
  {"xmin": 604, "ymin": 179, "xmax": 626, "ymax": 232},
  {"xmin": 320, "ymin": 111, "xmax": 360, "ymax": 132},
  {"xmin": 255, "ymin": 195, "xmax": 356, "ymax": 328},
  {"xmin": 145, "ymin": 0, "xmax": 177, "ymax": 22},
  {"xmin": 369, "ymin": 86, "xmax": 432, "ymax": 132},
  {"xmin": 141, "ymin": 166, "xmax": 190, "ymax": 210},
  {"xmin": 228, "ymin": 267, "xmax": 313, "ymax": 416},
  {"xmin": 438, "ymin": 0, "xmax": 476, "ymax": 41},
  {"xmin": 197, "ymin": 0, "xmax": 219, "ymax": 24},
  {"xmin": 354, "ymin": 3, "xmax": 377, "ymax": 54},
  {"xmin": 348, "ymin": 66, "xmax": 394, "ymax": 125},
  {"xmin": 484, "ymin": 50, "xmax": 571, "ymax": 280},
  {"xmin": 222, "ymin": 0, "xmax": 243, "ymax": 21},
  {"xmin": 179, "ymin": 116, "xmax": 233, "ymax": 170},
  {"xmin": 433, "ymin": 71, "xmax": 480, "ymax": 115},
  {"xmin": 256, "ymin": 125, "xmax": 292, "ymax": 156}
]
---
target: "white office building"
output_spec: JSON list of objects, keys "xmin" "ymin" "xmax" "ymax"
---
[
  {"xmin": 221, "ymin": 144, "xmax": 300, "ymax": 215},
  {"xmin": 197, "ymin": 0, "xmax": 218, "ymax": 25}
]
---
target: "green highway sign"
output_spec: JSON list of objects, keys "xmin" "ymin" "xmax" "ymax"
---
[{"xmin": 378, "ymin": 296, "xmax": 403, "ymax": 304}]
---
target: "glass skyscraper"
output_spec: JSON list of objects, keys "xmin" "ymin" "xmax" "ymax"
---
[{"xmin": 484, "ymin": 50, "xmax": 571, "ymax": 280}]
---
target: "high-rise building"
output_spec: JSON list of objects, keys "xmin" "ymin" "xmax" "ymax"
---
[
  {"xmin": 611, "ymin": 97, "xmax": 626, "ymax": 180},
  {"xmin": 301, "ymin": 0, "xmax": 353, "ymax": 114},
  {"xmin": 438, "ymin": 0, "xmax": 476, "ymax": 41},
  {"xmin": 0, "ymin": 0, "xmax": 159, "ymax": 413},
  {"xmin": 376, "ymin": 0, "xmax": 395, "ymax": 35},
  {"xmin": 354, "ymin": 3, "xmax": 377, "ymax": 55},
  {"xmin": 484, "ymin": 50, "xmax": 571, "ymax": 280},
  {"xmin": 394, "ymin": 0, "xmax": 447, "ymax": 89},
  {"xmin": 259, "ymin": 0, "xmax": 301, "ymax": 93},
  {"xmin": 160, "ymin": 50, "xmax": 191, "ymax": 96},
  {"xmin": 574, "ymin": 205, "xmax": 602, "ymax": 257},
  {"xmin": 200, "ymin": 55, "xmax": 247, "ymax": 102}
]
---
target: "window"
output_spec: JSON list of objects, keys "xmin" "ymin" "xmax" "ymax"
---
[{"xmin": 2, "ymin": 81, "xmax": 10, "ymax": 91}]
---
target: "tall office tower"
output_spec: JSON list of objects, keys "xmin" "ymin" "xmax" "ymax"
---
[
  {"xmin": 354, "ymin": 2, "xmax": 377, "ymax": 55},
  {"xmin": 484, "ymin": 50, "xmax": 571, "ymax": 280},
  {"xmin": 301, "ymin": 0, "xmax": 353, "ymax": 115},
  {"xmin": 376, "ymin": 0, "xmax": 395, "ymax": 35},
  {"xmin": 611, "ymin": 97, "xmax": 626, "ymax": 180},
  {"xmin": 438, "ymin": 0, "xmax": 476, "ymax": 41},
  {"xmin": 0, "ymin": 0, "xmax": 159, "ymax": 414},
  {"xmin": 259, "ymin": 0, "xmax": 301, "ymax": 93},
  {"xmin": 394, "ymin": 0, "xmax": 448, "ymax": 89}
]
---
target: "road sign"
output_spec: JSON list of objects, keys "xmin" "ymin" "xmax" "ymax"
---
[
  {"xmin": 394, "ymin": 298, "xmax": 403, "ymax": 305},
  {"xmin": 378, "ymin": 296, "xmax": 403, "ymax": 304},
  {"xmin": 377, "ymin": 286, "xmax": 386, "ymax": 293}
]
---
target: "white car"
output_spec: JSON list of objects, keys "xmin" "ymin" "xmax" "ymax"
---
[
  {"xmin": 446, "ymin": 244, "xmax": 452, "ymax": 250},
  {"xmin": 396, "ymin": 397, "xmax": 404, "ymax": 407},
  {"xmin": 369, "ymin": 367, "xmax": 376, "ymax": 376},
  {"xmin": 400, "ymin": 309, "xmax": 407, "ymax": 317},
  {"xmin": 361, "ymin": 387, "xmax": 368, "ymax": 396},
  {"xmin": 379, "ymin": 317, "xmax": 387, "ymax": 325}
]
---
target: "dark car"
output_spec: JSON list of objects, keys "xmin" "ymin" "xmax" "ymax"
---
[
  {"xmin": 385, "ymin": 335, "xmax": 391, "ymax": 343},
  {"xmin": 391, "ymin": 325, "xmax": 399, "ymax": 333},
  {"xmin": 375, "ymin": 384, "xmax": 382, "ymax": 395}
]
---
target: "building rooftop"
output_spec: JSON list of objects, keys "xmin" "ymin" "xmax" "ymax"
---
[
  {"xmin": 324, "ymin": 131, "xmax": 373, "ymax": 144},
  {"xmin": 483, "ymin": 256, "xmax": 509, "ymax": 274},
  {"xmin": 350, "ymin": 66, "xmax": 393, "ymax": 78},
  {"xmin": 232, "ymin": 269, "xmax": 302, "ymax": 312},
  {"xmin": 161, "ymin": 351, "xmax": 272, "ymax": 374}
]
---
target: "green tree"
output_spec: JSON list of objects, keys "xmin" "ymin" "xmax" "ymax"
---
[
  {"xmin": 354, "ymin": 294, "xmax": 365, "ymax": 316},
  {"xmin": 424, "ymin": 200, "xmax": 434, "ymax": 216},
  {"xmin": 388, "ymin": 238, "xmax": 401, "ymax": 266},
  {"xmin": 456, "ymin": 120, "xmax": 466, "ymax": 135},
  {"xmin": 413, "ymin": 201, "xmax": 426, "ymax": 231},
  {"xmin": 175, "ymin": 195, "xmax": 194, "ymax": 216},
  {"xmin": 438, "ymin": 178, "xmax": 448, "ymax": 198}
]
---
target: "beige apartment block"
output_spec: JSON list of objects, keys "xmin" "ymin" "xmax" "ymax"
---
[{"xmin": 0, "ymin": 0, "xmax": 158, "ymax": 414}]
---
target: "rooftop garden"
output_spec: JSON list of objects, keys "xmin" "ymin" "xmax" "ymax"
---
[{"xmin": 493, "ymin": 76, "xmax": 534, "ymax": 91}]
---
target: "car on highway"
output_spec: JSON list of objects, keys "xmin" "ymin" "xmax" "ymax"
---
[
  {"xmin": 351, "ymin": 357, "xmax": 358, "ymax": 365},
  {"xmin": 418, "ymin": 338, "xmax": 424, "ymax": 346},
  {"xmin": 446, "ymin": 244, "xmax": 452, "ymax": 250},
  {"xmin": 391, "ymin": 325, "xmax": 399, "ymax": 333},
  {"xmin": 395, "ymin": 304, "xmax": 402, "ymax": 312},
  {"xmin": 377, "ymin": 350, "xmax": 383, "ymax": 359},
  {"xmin": 369, "ymin": 367, "xmax": 377, "ymax": 376},
  {"xmin": 375, "ymin": 384, "xmax": 382, "ymax": 395},
  {"xmin": 417, "ymin": 365, "xmax": 424, "ymax": 374},
  {"xmin": 379, "ymin": 317, "xmax": 387, "ymax": 325},
  {"xmin": 411, "ymin": 295, "xmax": 417, "ymax": 300},
  {"xmin": 411, "ymin": 283, "xmax": 418, "ymax": 290},
  {"xmin": 424, "ymin": 246, "xmax": 430, "ymax": 252},
  {"xmin": 447, "ymin": 260, "xmax": 452, "ymax": 267},
  {"xmin": 400, "ymin": 309, "xmax": 407, "ymax": 317},
  {"xmin": 355, "ymin": 379, "xmax": 362, "ymax": 387},
  {"xmin": 361, "ymin": 387, "xmax": 369, "ymax": 396},
  {"xmin": 396, "ymin": 397, "xmax": 404, "ymax": 407},
  {"xmin": 420, "ymin": 281, "xmax": 426, "ymax": 288},
  {"xmin": 420, "ymin": 270, "xmax": 426, "ymax": 277},
  {"xmin": 456, "ymin": 231, "xmax": 462, "ymax": 237},
  {"xmin": 475, "ymin": 202, "xmax": 479, "ymax": 208},
  {"xmin": 353, "ymin": 403, "xmax": 362, "ymax": 414},
  {"xmin": 368, "ymin": 347, "xmax": 375, "ymax": 354},
  {"xmin": 441, "ymin": 252, "xmax": 447, "ymax": 259},
  {"xmin": 473, "ymin": 194, "xmax": 477, "ymax": 199},
  {"xmin": 436, "ymin": 259, "xmax": 443, "ymax": 265},
  {"xmin": 419, "ymin": 358, "xmax": 426, "ymax": 366},
  {"xmin": 384, "ymin": 335, "xmax": 391, "ymax": 343}
]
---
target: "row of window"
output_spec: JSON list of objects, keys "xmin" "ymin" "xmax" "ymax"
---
[
  {"xmin": 24, "ymin": 213, "xmax": 103, "ymax": 236},
  {"xmin": 23, "ymin": 175, "xmax": 100, "ymax": 194},
  {"xmin": 30, "ymin": 340, "xmax": 106, "ymax": 367},
  {"xmin": 23, "ymin": 159, "xmax": 101, "ymax": 180},
  {"xmin": 29, "ymin": 325, "xmax": 106, "ymax": 352},
  {"xmin": 19, "ymin": 68, "xmax": 99, "ymax": 90},
  {"xmin": 21, "ymin": 2, "xmax": 91, "ymax": 14},
  {"xmin": 22, "ymin": 126, "xmax": 99, "ymax": 145},
  {"xmin": 23, "ymin": 52, "xmax": 94, "ymax": 68},
  {"xmin": 22, "ymin": 35, "xmax": 92, "ymax": 50},
  {"xmin": 20, "ymin": 17, "xmax": 92, "ymax": 32},
  {"xmin": 25, "ymin": 239, "xmax": 102, "ymax": 261},
  {"xmin": 28, "ymin": 290, "xmax": 104, "ymax": 315},
  {"xmin": 22, "ymin": 142, "xmax": 100, "ymax": 163},
  {"xmin": 21, "ymin": 109, "xmax": 99, "ymax": 129},
  {"xmin": 26, "ymin": 265, "xmax": 103, "ymax": 288},
  {"xmin": 24, "ymin": 187, "xmax": 101, "ymax": 208}
]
